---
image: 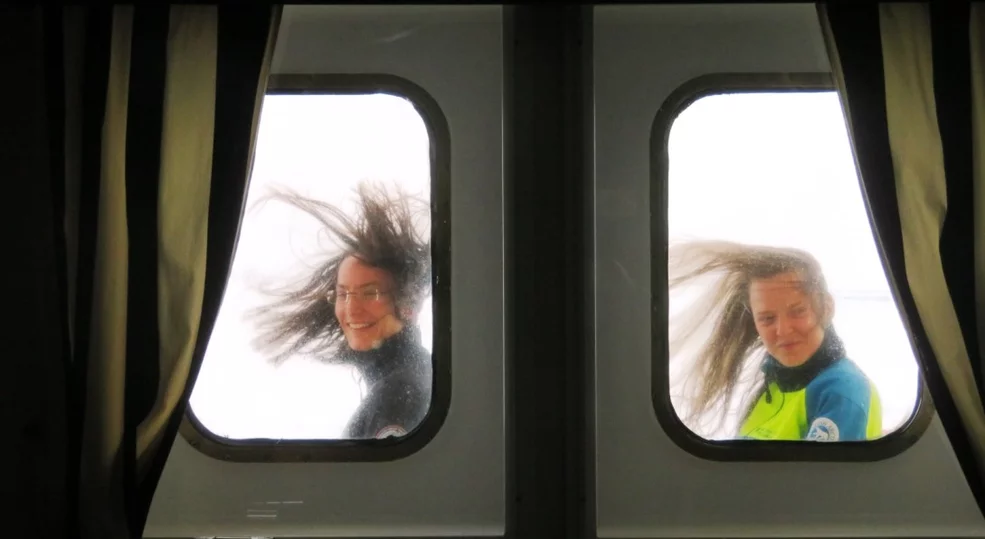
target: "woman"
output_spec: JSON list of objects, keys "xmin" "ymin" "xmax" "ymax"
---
[
  {"xmin": 250, "ymin": 182, "xmax": 432, "ymax": 440},
  {"xmin": 668, "ymin": 240, "xmax": 882, "ymax": 442}
]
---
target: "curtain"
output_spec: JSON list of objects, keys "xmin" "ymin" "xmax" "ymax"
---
[
  {"xmin": 818, "ymin": 2, "xmax": 985, "ymax": 515},
  {"xmin": 3, "ymin": 6, "xmax": 70, "ymax": 538},
  {"xmin": 7, "ymin": 5, "xmax": 281, "ymax": 538}
]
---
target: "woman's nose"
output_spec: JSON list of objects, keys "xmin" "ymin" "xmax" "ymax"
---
[
  {"xmin": 775, "ymin": 316, "xmax": 792, "ymax": 336},
  {"xmin": 345, "ymin": 299, "xmax": 365, "ymax": 316}
]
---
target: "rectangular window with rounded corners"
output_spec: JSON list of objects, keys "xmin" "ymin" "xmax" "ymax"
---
[
  {"xmin": 180, "ymin": 75, "xmax": 451, "ymax": 462},
  {"xmin": 651, "ymin": 73, "xmax": 933, "ymax": 461}
]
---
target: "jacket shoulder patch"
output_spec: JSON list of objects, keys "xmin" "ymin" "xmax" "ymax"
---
[
  {"xmin": 806, "ymin": 417, "xmax": 840, "ymax": 441},
  {"xmin": 376, "ymin": 425, "xmax": 408, "ymax": 439}
]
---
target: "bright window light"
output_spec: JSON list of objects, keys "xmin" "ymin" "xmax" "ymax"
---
[
  {"xmin": 189, "ymin": 92, "xmax": 433, "ymax": 440},
  {"xmin": 666, "ymin": 91, "xmax": 921, "ymax": 441}
]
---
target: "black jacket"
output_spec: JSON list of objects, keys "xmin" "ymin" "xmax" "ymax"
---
[{"xmin": 341, "ymin": 327, "xmax": 433, "ymax": 439}]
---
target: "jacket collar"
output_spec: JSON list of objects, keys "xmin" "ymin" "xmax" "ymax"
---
[
  {"xmin": 761, "ymin": 327, "xmax": 845, "ymax": 393},
  {"xmin": 338, "ymin": 325, "xmax": 427, "ymax": 387}
]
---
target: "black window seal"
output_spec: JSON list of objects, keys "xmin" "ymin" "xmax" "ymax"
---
[
  {"xmin": 649, "ymin": 72, "xmax": 934, "ymax": 462},
  {"xmin": 179, "ymin": 73, "xmax": 452, "ymax": 463}
]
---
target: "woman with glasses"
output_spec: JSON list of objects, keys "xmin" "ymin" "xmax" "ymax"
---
[
  {"xmin": 668, "ymin": 240, "xmax": 882, "ymax": 442},
  {"xmin": 250, "ymin": 182, "xmax": 432, "ymax": 439}
]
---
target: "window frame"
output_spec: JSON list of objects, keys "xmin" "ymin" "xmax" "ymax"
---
[
  {"xmin": 649, "ymin": 72, "xmax": 934, "ymax": 462},
  {"xmin": 179, "ymin": 73, "xmax": 452, "ymax": 462}
]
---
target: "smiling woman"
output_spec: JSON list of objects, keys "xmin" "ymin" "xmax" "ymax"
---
[
  {"xmin": 248, "ymin": 183, "xmax": 433, "ymax": 439},
  {"xmin": 184, "ymin": 89, "xmax": 445, "ymax": 449},
  {"xmin": 668, "ymin": 240, "xmax": 882, "ymax": 442},
  {"xmin": 659, "ymin": 89, "xmax": 923, "ymax": 448}
]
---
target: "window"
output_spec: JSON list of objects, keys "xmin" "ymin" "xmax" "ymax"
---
[
  {"xmin": 652, "ymin": 74, "xmax": 931, "ymax": 459},
  {"xmin": 182, "ymin": 75, "xmax": 451, "ymax": 461}
]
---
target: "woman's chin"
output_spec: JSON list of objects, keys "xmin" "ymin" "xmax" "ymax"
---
[
  {"xmin": 346, "ymin": 335, "xmax": 381, "ymax": 351},
  {"xmin": 344, "ymin": 320, "xmax": 403, "ymax": 351},
  {"xmin": 775, "ymin": 354, "xmax": 810, "ymax": 368}
]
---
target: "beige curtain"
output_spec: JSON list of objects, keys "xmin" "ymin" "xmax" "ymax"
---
[
  {"xmin": 8, "ymin": 5, "xmax": 280, "ymax": 538},
  {"xmin": 819, "ymin": 1, "xmax": 985, "ymax": 514}
]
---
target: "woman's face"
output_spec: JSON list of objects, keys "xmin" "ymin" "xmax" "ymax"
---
[
  {"xmin": 748, "ymin": 271, "xmax": 828, "ymax": 368},
  {"xmin": 334, "ymin": 255, "xmax": 405, "ymax": 351}
]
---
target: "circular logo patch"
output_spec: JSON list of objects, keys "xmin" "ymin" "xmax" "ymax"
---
[
  {"xmin": 806, "ymin": 417, "xmax": 840, "ymax": 442},
  {"xmin": 376, "ymin": 425, "xmax": 408, "ymax": 439}
]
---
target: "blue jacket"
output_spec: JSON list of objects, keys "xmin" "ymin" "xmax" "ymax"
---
[{"xmin": 739, "ymin": 330, "xmax": 882, "ymax": 441}]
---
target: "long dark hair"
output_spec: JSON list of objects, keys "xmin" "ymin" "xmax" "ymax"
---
[
  {"xmin": 668, "ymin": 240, "xmax": 834, "ymax": 436},
  {"xmin": 248, "ymin": 181, "xmax": 431, "ymax": 365}
]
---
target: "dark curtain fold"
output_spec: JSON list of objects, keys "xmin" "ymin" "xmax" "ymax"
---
[
  {"xmin": 4, "ymin": 6, "xmax": 69, "ymax": 538},
  {"xmin": 68, "ymin": 8, "xmax": 113, "ymax": 536},
  {"xmin": 819, "ymin": 1, "xmax": 985, "ymax": 516},
  {"xmin": 7, "ymin": 5, "xmax": 281, "ymax": 538},
  {"xmin": 930, "ymin": 3, "xmax": 982, "ymax": 398},
  {"xmin": 122, "ymin": 7, "xmax": 170, "ymax": 534}
]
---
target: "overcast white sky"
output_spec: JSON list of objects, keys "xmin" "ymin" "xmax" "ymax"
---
[
  {"xmin": 188, "ymin": 90, "xmax": 919, "ymax": 441},
  {"xmin": 189, "ymin": 94, "xmax": 432, "ymax": 439},
  {"xmin": 667, "ymin": 91, "xmax": 919, "ymax": 438}
]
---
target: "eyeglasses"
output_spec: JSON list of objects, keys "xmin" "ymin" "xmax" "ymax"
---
[{"xmin": 329, "ymin": 288, "xmax": 391, "ymax": 305}]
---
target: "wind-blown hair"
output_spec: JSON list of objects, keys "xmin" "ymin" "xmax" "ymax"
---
[
  {"xmin": 668, "ymin": 240, "xmax": 833, "ymax": 436},
  {"xmin": 249, "ymin": 182, "xmax": 431, "ymax": 365}
]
